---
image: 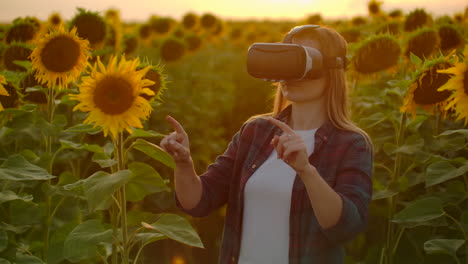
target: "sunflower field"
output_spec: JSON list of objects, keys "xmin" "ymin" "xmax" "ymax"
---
[{"xmin": 0, "ymin": 2, "xmax": 468, "ymax": 263}]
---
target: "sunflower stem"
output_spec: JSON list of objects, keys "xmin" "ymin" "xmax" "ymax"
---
[
  {"xmin": 43, "ymin": 84, "xmax": 56, "ymax": 261},
  {"xmin": 116, "ymin": 132, "xmax": 129, "ymax": 264},
  {"xmin": 385, "ymin": 112, "xmax": 407, "ymax": 264},
  {"xmin": 434, "ymin": 105, "xmax": 442, "ymax": 135},
  {"xmin": 111, "ymin": 202, "xmax": 118, "ymax": 264}
]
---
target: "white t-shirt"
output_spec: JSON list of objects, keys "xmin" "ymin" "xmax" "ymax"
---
[{"xmin": 238, "ymin": 128, "xmax": 318, "ymax": 264}]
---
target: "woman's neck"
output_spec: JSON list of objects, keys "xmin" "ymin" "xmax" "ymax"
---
[{"xmin": 289, "ymin": 100, "xmax": 327, "ymax": 130}]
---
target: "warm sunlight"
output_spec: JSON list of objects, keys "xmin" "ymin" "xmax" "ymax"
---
[
  {"xmin": 0, "ymin": 0, "xmax": 467, "ymax": 263},
  {"xmin": 0, "ymin": 0, "xmax": 465, "ymax": 22}
]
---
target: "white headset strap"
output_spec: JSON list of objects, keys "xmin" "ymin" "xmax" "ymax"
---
[{"xmin": 301, "ymin": 47, "xmax": 313, "ymax": 79}]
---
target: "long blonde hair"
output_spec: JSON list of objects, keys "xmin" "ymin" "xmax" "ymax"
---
[{"xmin": 249, "ymin": 26, "xmax": 372, "ymax": 148}]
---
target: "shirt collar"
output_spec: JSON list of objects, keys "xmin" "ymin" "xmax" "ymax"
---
[{"xmin": 274, "ymin": 104, "xmax": 335, "ymax": 143}]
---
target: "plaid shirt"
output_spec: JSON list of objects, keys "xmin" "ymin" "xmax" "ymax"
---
[{"xmin": 175, "ymin": 105, "xmax": 373, "ymax": 264}]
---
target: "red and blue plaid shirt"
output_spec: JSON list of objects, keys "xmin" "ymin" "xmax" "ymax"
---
[{"xmin": 175, "ymin": 105, "xmax": 374, "ymax": 264}]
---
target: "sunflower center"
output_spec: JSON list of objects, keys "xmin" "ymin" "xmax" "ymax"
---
[
  {"xmin": 93, "ymin": 76, "xmax": 135, "ymax": 115},
  {"xmin": 73, "ymin": 14, "xmax": 107, "ymax": 45},
  {"xmin": 51, "ymin": 16, "xmax": 61, "ymax": 25},
  {"xmin": 413, "ymin": 63, "xmax": 452, "ymax": 105},
  {"xmin": 146, "ymin": 70, "xmax": 161, "ymax": 93},
  {"xmin": 41, "ymin": 35, "xmax": 80, "ymax": 73}
]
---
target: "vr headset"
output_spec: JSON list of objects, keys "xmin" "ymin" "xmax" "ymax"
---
[{"xmin": 246, "ymin": 25, "xmax": 346, "ymax": 82}]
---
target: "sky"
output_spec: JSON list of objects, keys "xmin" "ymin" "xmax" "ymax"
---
[{"xmin": 0, "ymin": 0, "xmax": 466, "ymax": 23}]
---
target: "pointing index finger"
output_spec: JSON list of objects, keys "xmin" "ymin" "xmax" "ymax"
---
[
  {"xmin": 166, "ymin": 115, "xmax": 185, "ymax": 135},
  {"xmin": 267, "ymin": 117, "xmax": 294, "ymax": 134}
]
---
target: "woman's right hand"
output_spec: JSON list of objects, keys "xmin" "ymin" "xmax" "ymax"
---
[{"xmin": 160, "ymin": 115, "xmax": 192, "ymax": 166}]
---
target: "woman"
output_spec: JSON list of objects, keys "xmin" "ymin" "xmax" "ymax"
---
[{"xmin": 160, "ymin": 25, "xmax": 373, "ymax": 264}]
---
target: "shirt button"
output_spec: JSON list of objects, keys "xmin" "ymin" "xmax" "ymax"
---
[{"xmin": 251, "ymin": 164, "xmax": 257, "ymax": 169}]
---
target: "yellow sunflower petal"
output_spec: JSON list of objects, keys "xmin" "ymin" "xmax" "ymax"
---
[{"xmin": 0, "ymin": 84, "xmax": 9, "ymax": 96}]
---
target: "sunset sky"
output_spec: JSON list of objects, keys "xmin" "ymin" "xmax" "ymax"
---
[{"xmin": 0, "ymin": 0, "xmax": 465, "ymax": 22}]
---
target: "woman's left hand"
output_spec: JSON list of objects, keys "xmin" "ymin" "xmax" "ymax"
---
[{"xmin": 267, "ymin": 117, "xmax": 311, "ymax": 174}]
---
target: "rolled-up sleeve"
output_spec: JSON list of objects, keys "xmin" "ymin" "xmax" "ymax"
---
[
  {"xmin": 319, "ymin": 135, "xmax": 373, "ymax": 245},
  {"xmin": 174, "ymin": 123, "xmax": 246, "ymax": 217}
]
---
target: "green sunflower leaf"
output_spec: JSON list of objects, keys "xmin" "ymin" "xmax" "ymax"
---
[
  {"xmin": 83, "ymin": 170, "xmax": 132, "ymax": 211},
  {"xmin": 409, "ymin": 52, "xmax": 423, "ymax": 66},
  {"xmin": 15, "ymin": 253, "xmax": 44, "ymax": 264},
  {"xmin": 141, "ymin": 213, "xmax": 203, "ymax": 248},
  {"xmin": 12, "ymin": 60, "xmax": 32, "ymax": 71},
  {"xmin": 426, "ymin": 161, "xmax": 468, "ymax": 187},
  {"xmin": 0, "ymin": 190, "xmax": 33, "ymax": 204},
  {"xmin": 59, "ymin": 139, "xmax": 103, "ymax": 153},
  {"xmin": 91, "ymin": 152, "xmax": 117, "ymax": 168},
  {"xmin": 63, "ymin": 220, "xmax": 112, "ymax": 263},
  {"xmin": 127, "ymin": 129, "xmax": 165, "ymax": 141},
  {"xmin": 62, "ymin": 123, "xmax": 101, "ymax": 134},
  {"xmin": 392, "ymin": 197, "xmax": 444, "ymax": 227},
  {"xmin": 135, "ymin": 232, "xmax": 166, "ymax": 247},
  {"xmin": 0, "ymin": 155, "xmax": 55, "ymax": 181},
  {"xmin": 424, "ymin": 239, "xmax": 465, "ymax": 258},
  {"xmin": 126, "ymin": 162, "xmax": 170, "ymax": 202},
  {"xmin": 0, "ymin": 222, "xmax": 31, "ymax": 234},
  {"xmin": 0, "ymin": 229, "xmax": 7, "ymax": 252},
  {"xmin": 131, "ymin": 139, "xmax": 175, "ymax": 169},
  {"xmin": 437, "ymin": 129, "xmax": 468, "ymax": 139}
]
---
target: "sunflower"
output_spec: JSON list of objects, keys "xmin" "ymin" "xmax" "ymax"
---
[
  {"xmin": 105, "ymin": 8, "xmax": 121, "ymax": 27},
  {"xmin": 30, "ymin": 26, "xmax": 90, "ymax": 89},
  {"xmin": 5, "ymin": 20, "xmax": 37, "ymax": 44},
  {"xmin": 70, "ymin": 8, "xmax": 107, "ymax": 48},
  {"xmin": 340, "ymin": 28, "xmax": 361, "ymax": 43},
  {"xmin": 160, "ymin": 37, "xmax": 186, "ymax": 62},
  {"xmin": 351, "ymin": 16, "xmax": 367, "ymax": 27},
  {"xmin": 353, "ymin": 34, "xmax": 401, "ymax": 74},
  {"xmin": 24, "ymin": 16, "xmax": 42, "ymax": 31},
  {"xmin": 200, "ymin": 13, "xmax": 217, "ymax": 30},
  {"xmin": 173, "ymin": 27, "xmax": 185, "ymax": 39},
  {"xmin": 48, "ymin": 13, "xmax": 63, "ymax": 31},
  {"xmin": 138, "ymin": 62, "xmax": 168, "ymax": 101},
  {"xmin": 388, "ymin": 9, "xmax": 403, "ymax": 19},
  {"xmin": 182, "ymin": 13, "xmax": 199, "ymax": 31},
  {"xmin": 211, "ymin": 21, "xmax": 224, "ymax": 37},
  {"xmin": 401, "ymin": 59, "xmax": 453, "ymax": 118},
  {"xmin": 305, "ymin": 14, "xmax": 322, "ymax": 24},
  {"xmin": 70, "ymin": 55, "xmax": 155, "ymax": 139},
  {"xmin": 437, "ymin": 48, "xmax": 468, "ymax": 125},
  {"xmin": 0, "ymin": 75, "xmax": 9, "ymax": 111},
  {"xmin": 139, "ymin": 24, "xmax": 152, "ymax": 41},
  {"xmin": 150, "ymin": 17, "xmax": 173, "ymax": 35},
  {"xmin": 104, "ymin": 9, "xmax": 121, "ymax": 52},
  {"xmin": 22, "ymin": 71, "xmax": 47, "ymax": 104},
  {"xmin": 184, "ymin": 34, "xmax": 202, "ymax": 52},
  {"xmin": 405, "ymin": 28, "xmax": 439, "ymax": 59},
  {"xmin": 3, "ymin": 43, "xmax": 33, "ymax": 72},
  {"xmin": 404, "ymin": 9, "xmax": 432, "ymax": 32},
  {"xmin": 0, "ymin": 79, "xmax": 18, "ymax": 110},
  {"xmin": 123, "ymin": 34, "xmax": 139, "ymax": 56},
  {"xmin": 438, "ymin": 24, "xmax": 464, "ymax": 52},
  {"xmin": 368, "ymin": 0, "xmax": 383, "ymax": 17},
  {"xmin": 454, "ymin": 13, "xmax": 464, "ymax": 24},
  {"xmin": 229, "ymin": 27, "xmax": 242, "ymax": 42}
]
